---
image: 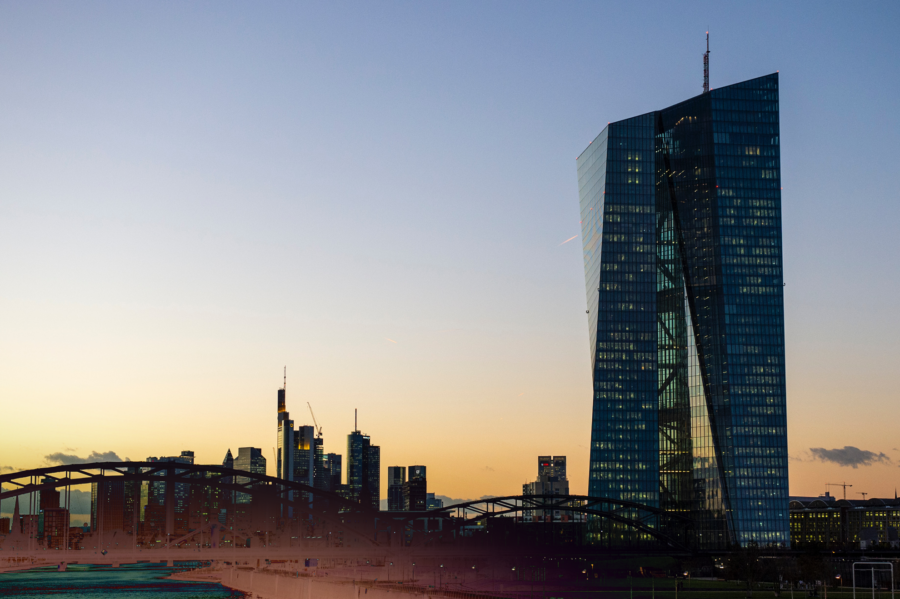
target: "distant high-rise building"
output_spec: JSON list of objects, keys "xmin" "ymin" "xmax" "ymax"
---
[
  {"xmin": 387, "ymin": 467, "xmax": 406, "ymax": 511},
  {"xmin": 277, "ymin": 380, "xmax": 294, "ymax": 483},
  {"xmin": 426, "ymin": 493, "xmax": 443, "ymax": 510},
  {"xmin": 324, "ymin": 453, "xmax": 342, "ymax": 492},
  {"xmin": 403, "ymin": 465, "xmax": 427, "ymax": 511},
  {"xmin": 39, "ymin": 479, "xmax": 60, "ymax": 512},
  {"xmin": 523, "ymin": 455, "xmax": 569, "ymax": 521},
  {"xmin": 42, "ymin": 508, "xmax": 70, "ymax": 549},
  {"xmin": 576, "ymin": 73, "xmax": 789, "ymax": 548},
  {"xmin": 234, "ymin": 447, "xmax": 266, "ymax": 505},
  {"xmin": 37, "ymin": 477, "xmax": 62, "ymax": 541},
  {"xmin": 367, "ymin": 445, "xmax": 380, "ymax": 511},
  {"xmin": 294, "ymin": 425, "xmax": 316, "ymax": 488},
  {"xmin": 537, "ymin": 456, "xmax": 567, "ymax": 480},
  {"xmin": 347, "ymin": 423, "xmax": 380, "ymax": 510},
  {"xmin": 90, "ymin": 480, "xmax": 125, "ymax": 534},
  {"xmin": 276, "ymin": 371, "xmax": 328, "ymax": 507},
  {"xmin": 222, "ymin": 449, "xmax": 235, "ymax": 506},
  {"xmin": 137, "ymin": 452, "xmax": 194, "ymax": 536}
]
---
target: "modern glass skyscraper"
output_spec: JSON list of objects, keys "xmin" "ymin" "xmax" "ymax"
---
[
  {"xmin": 347, "ymin": 428, "xmax": 380, "ymax": 510},
  {"xmin": 234, "ymin": 447, "xmax": 266, "ymax": 505},
  {"xmin": 576, "ymin": 73, "xmax": 788, "ymax": 548}
]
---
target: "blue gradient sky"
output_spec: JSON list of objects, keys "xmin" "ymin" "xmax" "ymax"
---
[{"xmin": 1, "ymin": 1, "xmax": 898, "ymax": 501}]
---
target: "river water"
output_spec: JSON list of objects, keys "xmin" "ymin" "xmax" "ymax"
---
[{"xmin": 0, "ymin": 563, "xmax": 247, "ymax": 598}]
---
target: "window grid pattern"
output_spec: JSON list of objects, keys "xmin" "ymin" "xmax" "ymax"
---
[
  {"xmin": 710, "ymin": 74, "xmax": 789, "ymax": 546},
  {"xmin": 577, "ymin": 74, "xmax": 788, "ymax": 549},
  {"xmin": 578, "ymin": 114, "xmax": 659, "ymax": 511}
]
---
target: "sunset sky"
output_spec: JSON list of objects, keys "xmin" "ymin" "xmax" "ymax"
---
[{"xmin": 1, "ymin": 1, "xmax": 899, "ymax": 509}]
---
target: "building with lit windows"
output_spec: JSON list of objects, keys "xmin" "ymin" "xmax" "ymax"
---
[
  {"xmin": 576, "ymin": 73, "xmax": 788, "ymax": 549},
  {"xmin": 234, "ymin": 447, "xmax": 266, "ymax": 504},
  {"xmin": 523, "ymin": 456, "xmax": 570, "ymax": 521},
  {"xmin": 347, "ymin": 428, "xmax": 380, "ymax": 510},
  {"xmin": 403, "ymin": 465, "xmax": 427, "ymax": 511},
  {"xmin": 387, "ymin": 466, "xmax": 406, "ymax": 511},
  {"xmin": 790, "ymin": 496, "xmax": 900, "ymax": 550},
  {"xmin": 324, "ymin": 453, "xmax": 342, "ymax": 492}
]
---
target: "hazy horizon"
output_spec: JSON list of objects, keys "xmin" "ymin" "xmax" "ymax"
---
[{"xmin": 2, "ymin": 1, "xmax": 899, "ymax": 502}]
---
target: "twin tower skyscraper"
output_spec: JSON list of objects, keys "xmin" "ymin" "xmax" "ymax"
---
[{"xmin": 577, "ymin": 73, "xmax": 789, "ymax": 548}]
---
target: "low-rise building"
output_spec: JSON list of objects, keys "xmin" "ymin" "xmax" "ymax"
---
[
  {"xmin": 426, "ymin": 493, "xmax": 443, "ymax": 510},
  {"xmin": 790, "ymin": 495, "xmax": 900, "ymax": 549}
]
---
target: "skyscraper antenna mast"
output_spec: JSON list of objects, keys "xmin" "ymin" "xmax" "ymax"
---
[
  {"xmin": 703, "ymin": 31, "xmax": 710, "ymax": 93},
  {"xmin": 283, "ymin": 366, "xmax": 286, "ymax": 390}
]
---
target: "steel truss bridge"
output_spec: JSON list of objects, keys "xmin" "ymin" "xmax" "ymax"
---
[{"xmin": 0, "ymin": 462, "xmax": 692, "ymax": 557}]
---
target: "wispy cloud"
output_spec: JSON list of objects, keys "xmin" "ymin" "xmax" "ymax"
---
[
  {"xmin": 45, "ymin": 450, "xmax": 124, "ymax": 465},
  {"xmin": 809, "ymin": 446, "xmax": 890, "ymax": 469},
  {"xmin": 0, "ymin": 465, "xmax": 15, "ymax": 473},
  {"xmin": 385, "ymin": 338, "xmax": 397, "ymax": 344},
  {"xmin": 558, "ymin": 235, "xmax": 578, "ymax": 246},
  {"xmin": 483, "ymin": 466, "xmax": 495, "ymax": 472}
]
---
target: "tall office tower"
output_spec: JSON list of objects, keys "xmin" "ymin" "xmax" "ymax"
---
[
  {"xmin": 426, "ymin": 493, "xmax": 444, "ymax": 510},
  {"xmin": 39, "ymin": 479, "xmax": 60, "ymax": 512},
  {"xmin": 294, "ymin": 425, "xmax": 317, "ymax": 486},
  {"xmin": 234, "ymin": 447, "xmax": 266, "ymax": 504},
  {"xmin": 347, "ymin": 427, "xmax": 379, "ymax": 509},
  {"xmin": 523, "ymin": 456, "xmax": 570, "ymax": 521},
  {"xmin": 140, "ymin": 452, "xmax": 194, "ymax": 536},
  {"xmin": 188, "ymin": 470, "xmax": 227, "ymax": 531},
  {"xmin": 367, "ymin": 445, "xmax": 380, "ymax": 511},
  {"xmin": 537, "ymin": 456, "xmax": 567, "ymax": 480},
  {"xmin": 90, "ymin": 480, "xmax": 125, "ymax": 533},
  {"xmin": 277, "ymin": 380, "xmax": 294, "ymax": 483},
  {"xmin": 576, "ymin": 73, "xmax": 788, "ymax": 548},
  {"xmin": 37, "ymin": 477, "xmax": 61, "ymax": 541},
  {"xmin": 324, "ymin": 453, "xmax": 342, "ymax": 492},
  {"xmin": 403, "ymin": 465, "xmax": 427, "ymax": 511},
  {"xmin": 222, "ymin": 449, "xmax": 235, "ymax": 505},
  {"xmin": 42, "ymin": 508, "xmax": 70, "ymax": 549},
  {"xmin": 121, "ymin": 465, "xmax": 139, "ymax": 535},
  {"xmin": 387, "ymin": 466, "xmax": 406, "ymax": 511}
]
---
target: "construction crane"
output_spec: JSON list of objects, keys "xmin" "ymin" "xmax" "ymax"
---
[
  {"xmin": 858, "ymin": 492, "xmax": 868, "ymax": 501},
  {"xmin": 307, "ymin": 402, "xmax": 323, "ymax": 439},
  {"xmin": 827, "ymin": 482, "xmax": 852, "ymax": 500}
]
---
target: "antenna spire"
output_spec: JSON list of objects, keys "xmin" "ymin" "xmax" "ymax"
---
[
  {"xmin": 703, "ymin": 31, "xmax": 710, "ymax": 93},
  {"xmin": 283, "ymin": 366, "xmax": 286, "ymax": 390},
  {"xmin": 355, "ymin": 408, "xmax": 358, "ymax": 432}
]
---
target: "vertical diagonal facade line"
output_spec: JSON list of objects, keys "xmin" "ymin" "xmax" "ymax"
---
[{"xmin": 576, "ymin": 73, "xmax": 789, "ymax": 549}]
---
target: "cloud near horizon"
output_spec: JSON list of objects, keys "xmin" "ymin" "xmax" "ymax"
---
[
  {"xmin": 809, "ymin": 446, "xmax": 890, "ymax": 469},
  {"xmin": 45, "ymin": 450, "xmax": 124, "ymax": 465}
]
